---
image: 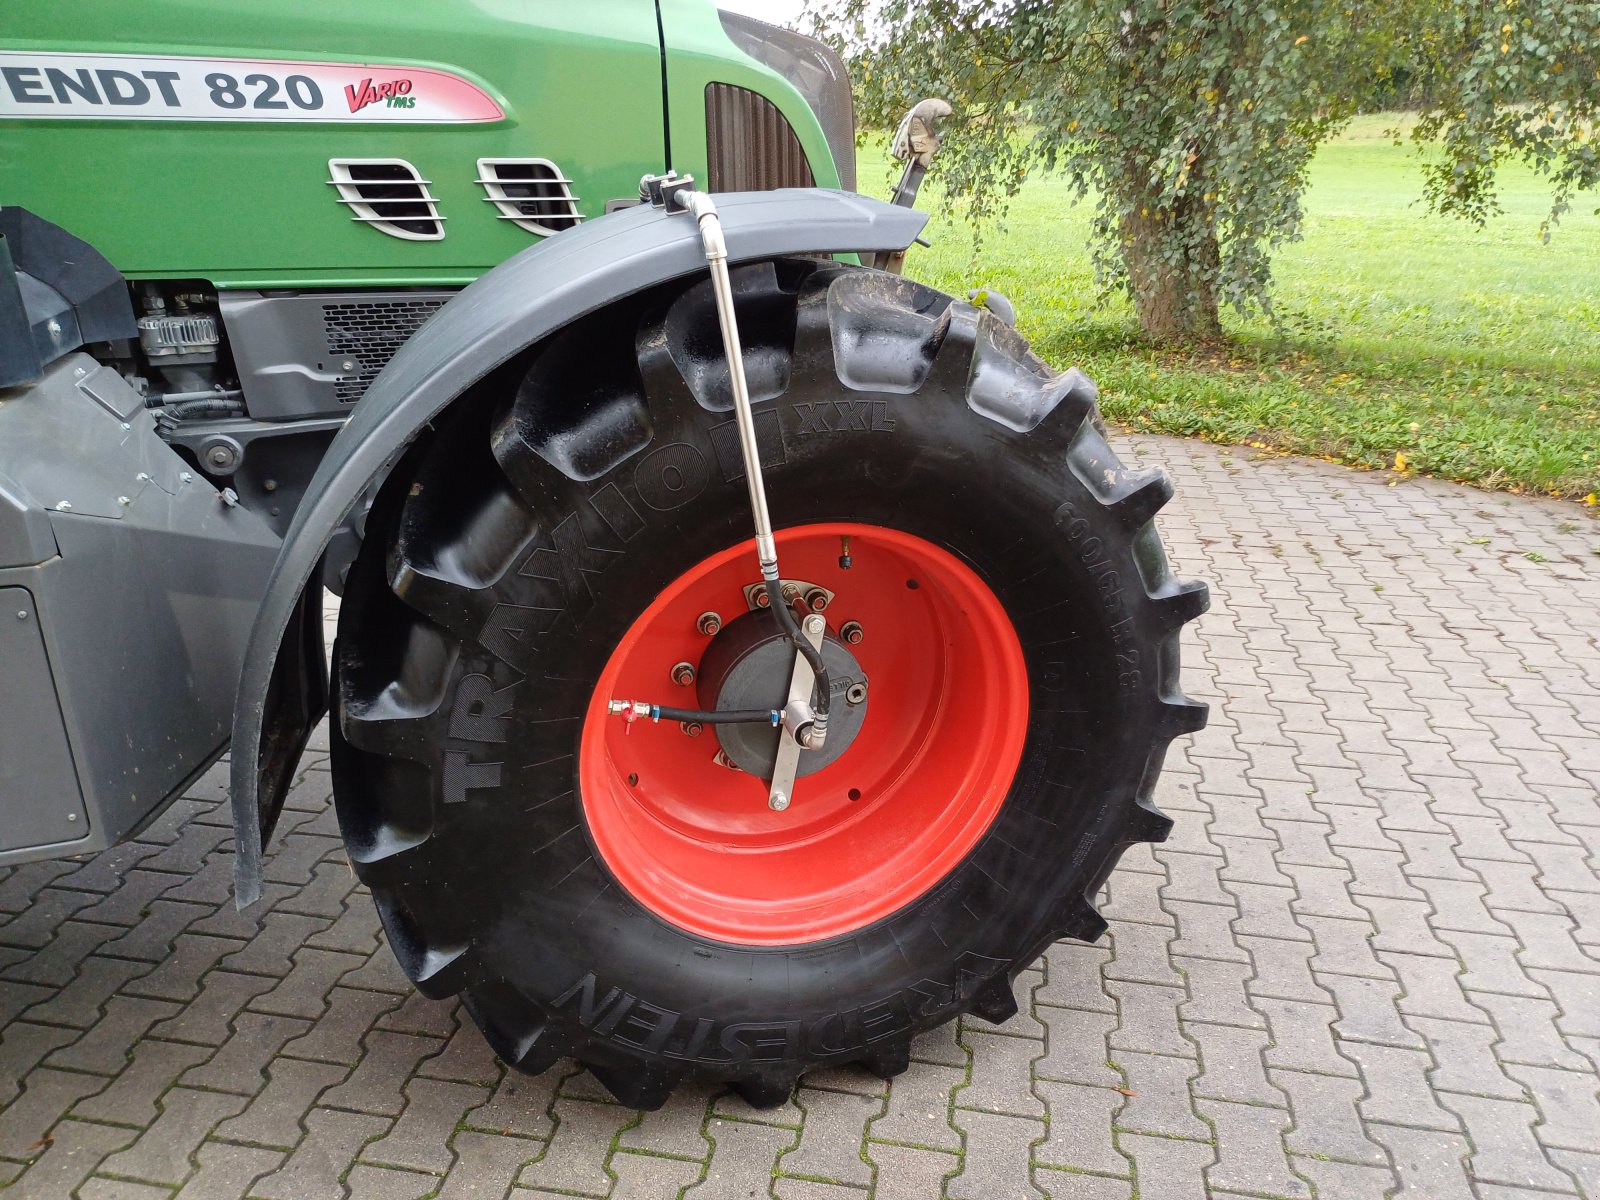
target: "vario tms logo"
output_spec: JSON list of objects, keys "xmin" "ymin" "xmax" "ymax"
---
[{"xmin": 345, "ymin": 77, "xmax": 415, "ymax": 113}]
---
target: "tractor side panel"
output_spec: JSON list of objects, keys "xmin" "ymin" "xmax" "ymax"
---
[
  {"xmin": 0, "ymin": 354, "xmax": 281, "ymax": 864},
  {"xmin": 0, "ymin": 0, "xmax": 666, "ymax": 289}
]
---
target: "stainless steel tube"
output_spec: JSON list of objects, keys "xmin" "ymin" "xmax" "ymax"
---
[{"xmin": 678, "ymin": 189, "xmax": 780, "ymax": 577}]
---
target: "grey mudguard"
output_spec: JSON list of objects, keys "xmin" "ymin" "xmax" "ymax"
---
[{"xmin": 231, "ymin": 187, "xmax": 928, "ymax": 904}]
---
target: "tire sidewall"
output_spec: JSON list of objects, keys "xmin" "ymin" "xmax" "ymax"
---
[{"xmin": 412, "ymin": 350, "xmax": 1165, "ymax": 1076}]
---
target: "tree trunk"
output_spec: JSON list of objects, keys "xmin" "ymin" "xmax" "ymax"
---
[{"xmin": 1120, "ymin": 174, "xmax": 1224, "ymax": 346}]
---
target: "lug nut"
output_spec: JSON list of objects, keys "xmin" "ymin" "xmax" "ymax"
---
[
  {"xmin": 841, "ymin": 621, "xmax": 864, "ymax": 645},
  {"xmin": 680, "ymin": 720, "xmax": 704, "ymax": 737},
  {"xmin": 754, "ymin": 590, "xmax": 770, "ymax": 608},
  {"xmin": 671, "ymin": 661, "xmax": 696, "ymax": 686},
  {"xmin": 804, "ymin": 588, "xmax": 829, "ymax": 611},
  {"xmin": 697, "ymin": 611, "xmax": 722, "ymax": 636}
]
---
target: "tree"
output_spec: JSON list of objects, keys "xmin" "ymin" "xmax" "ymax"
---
[{"xmin": 809, "ymin": 0, "xmax": 1600, "ymax": 346}]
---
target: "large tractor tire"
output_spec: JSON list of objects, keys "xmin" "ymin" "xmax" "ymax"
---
[{"xmin": 331, "ymin": 258, "xmax": 1207, "ymax": 1110}]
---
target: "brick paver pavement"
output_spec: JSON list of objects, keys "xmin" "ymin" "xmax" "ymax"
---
[{"xmin": 3, "ymin": 433, "xmax": 1598, "ymax": 1199}]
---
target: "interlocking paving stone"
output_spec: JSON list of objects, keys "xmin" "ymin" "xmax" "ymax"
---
[
  {"xmin": 78, "ymin": 1176, "xmax": 174, "ymax": 1200},
  {"xmin": 1372, "ymin": 1121, "xmax": 1478, "ymax": 1198},
  {"xmin": 0, "ymin": 1067, "xmax": 109, "ymax": 1158},
  {"xmin": 1032, "ymin": 1080, "xmax": 1127, "ymax": 1176},
  {"xmin": 684, "ymin": 1116, "xmax": 798, "ymax": 1200},
  {"xmin": 438, "ymin": 1130, "xmax": 543, "ymax": 1200},
  {"xmin": 344, "ymin": 1163, "xmax": 438, "ymax": 1200},
  {"xmin": 1294, "ymin": 1157, "xmax": 1397, "ymax": 1200},
  {"xmin": 26, "ymin": 956, "xmax": 152, "ymax": 1028},
  {"xmin": 416, "ymin": 1013, "xmax": 503, "ymax": 1087},
  {"xmin": 464, "ymin": 1070, "xmax": 560, "ymax": 1141},
  {"xmin": 1443, "ymin": 1092, "xmax": 1586, "ymax": 1191},
  {"xmin": 865, "ymin": 1143, "xmax": 958, "ymax": 1200},
  {"xmin": 1111, "ymin": 1049, "xmax": 1206, "ymax": 1140},
  {"xmin": 99, "ymin": 1086, "xmax": 248, "ymax": 1187},
  {"xmin": 361, "ymin": 1077, "xmax": 490, "ymax": 1173},
  {"xmin": 957, "ymin": 1029, "xmax": 1044, "ymax": 1117},
  {"xmin": 606, "ymin": 1149, "xmax": 706, "ymax": 1199},
  {"xmin": 46, "ymin": 995, "xmax": 180, "ymax": 1076},
  {"xmin": 516, "ymin": 1096, "xmax": 635, "ymax": 1196},
  {"xmin": 0, "ymin": 1021, "xmax": 80, "ymax": 1106},
  {"xmin": 1199, "ymin": 1097, "xmax": 1308, "ymax": 1198},
  {"xmin": 250, "ymin": 1107, "xmax": 392, "ymax": 1200},
  {"xmin": 179, "ymin": 1011, "xmax": 310, "ymax": 1096},
  {"xmin": 1034, "ymin": 1005, "xmax": 1121, "ymax": 1087},
  {"xmin": 1033, "ymin": 1170, "xmax": 1132, "ymax": 1200},
  {"xmin": 70, "ymin": 1038, "xmax": 211, "ymax": 1127},
  {"xmin": 277, "ymin": 985, "xmax": 403, "ymax": 1065},
  {"xmin": 618, "ymin": 1081, "xmax": 716, "ymax": 1159},
  {"xmin": 4, "ymin": 1120, "xmax": 135, "ymax": 1200},
  {"xmin": 171, "ymin": 1142, "xmax": 284, "ymax": 1200},
  {"xmin": 318, "ymin": 1029, "xmax": 443, "ymax": 1117},
  {"xmin": 213, "ymin": 1057, "xmax": 348, "ymax": 1148},
  {"xmin": 1189, "ymin": 1021, "xmax": 1285, "ymax": 1106},
  {"xmin": 3, "ymin": 436, "xmax": 1598, "ymax": 1197},
  {"xmin": 865, "ymin": 1060, "xmax": 963, "ymax": 1151},
  {"xmin": 1118, "ymin": 1131, "xmax": 1217, "ymax": 1200},
  {"xmin": 782, "ymin": 1085, "xmax": 879, "ymax": 1185},
  {"xmin": 947, "ymin": 1109, "xmax": 1044, "ymax": 1200}
]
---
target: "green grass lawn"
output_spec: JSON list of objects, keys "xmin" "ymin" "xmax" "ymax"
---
[{"xmin": 870, "ymin": 114, "xmax": 1600, "ymax": 503}]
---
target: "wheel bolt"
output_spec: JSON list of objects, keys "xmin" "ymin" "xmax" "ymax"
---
[
  {"xmin": 841, "ymin": 621, "xmax": 864, "ymax": 645},
  {"xmin": 671, "ymin": 661, "xmax": 696, "ymax": 686},
  {"xmin": 769, "ymin": 791, "xmax": 790, "ymax": 812},
  {"xmin": 697, "ymin": 611, "xmax": 722, "ymax": 636},
  {"xmin": 680, "ymin": 720, "xmax": 703, "ymax": 737},
  {"xmin": 804, "ymin": 588, "xmax": 828, "ymax": 611},
  {"xmin": 754, "ymin": 590, "xmax": 770, "ymax": 609}
]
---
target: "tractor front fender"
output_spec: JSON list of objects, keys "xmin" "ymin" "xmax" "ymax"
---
[{"xmin": 230, "ymin": 188, "xmax": 928, "ymax": 905}]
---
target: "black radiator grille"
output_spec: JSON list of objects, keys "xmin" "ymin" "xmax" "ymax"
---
[
  {"xmin": 705, "ymin": 83, "xmax": 816, "ymax": 192},
  {"xmin": 322, "ymin": 298, "xmax": 447, "ymax": 404}
]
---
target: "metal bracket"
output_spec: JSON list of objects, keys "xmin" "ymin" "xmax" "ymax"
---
[
  {"xmin": 158, "ymin": 413, "xmax": 347, "ymax": 478},
  {"xmin": 639, "ymin": 172, "xmax": 696, "ymax": 213},
  {"xmin": 872, "ymin": 98, "xmax": 952, "ymax": 273},
  {"xmin": 768, "ymin": 613, "xmax": 825, "ymax": 812},
  {"xmin": 742, "ymin": 578, "xmax": 835, "ymax": 614}
]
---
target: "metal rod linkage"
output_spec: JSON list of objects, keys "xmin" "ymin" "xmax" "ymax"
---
[{"xmin": 674, "ymin": 186, "xmax": 830, "ymax": 750}]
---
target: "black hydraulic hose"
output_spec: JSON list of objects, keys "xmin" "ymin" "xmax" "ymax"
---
[
  {"xmin": 162, "ymin": 397, "xmax": 246, "ymax": 419},
  {"xmin": 764, "ymin": 576, "xmax": 830, "ymax": 719},
  {"xmin": 652, "ymin": 705, "xmax": 777, "ymax": 726}
]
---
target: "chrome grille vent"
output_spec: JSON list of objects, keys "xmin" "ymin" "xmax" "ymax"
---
[
  {"xmin": 327, "ymin": 158, "xmax": 445, "ymax": 241},
  {"xmin": 322, "ymin": 297, "xmax": 448, "ymax": 404},
  {"xmin": 705, "ymin": 83, "xmax": 816, "ymax": 192},
  {"xmin": 476, "ymin": 158, "xmax": 583, "ymax": 236}
]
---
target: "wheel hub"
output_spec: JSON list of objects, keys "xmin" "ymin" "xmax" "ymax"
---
[
  {"xmin": 697, "ymin": 610, "xmax": 869, "ymax": 777},
  {"xmin": 578, "ymin": 522, "xmax": 1028, "ymax": 945}
]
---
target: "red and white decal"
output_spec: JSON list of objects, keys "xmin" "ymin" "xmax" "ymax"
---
[{"xmin": 0, "ymin": 51, "xmax": 503, "ymax": 123}]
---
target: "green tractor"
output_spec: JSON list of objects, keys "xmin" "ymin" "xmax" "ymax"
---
[{"xmin": 1, "ymin": 0, "xmax": 1206, "ymax": 1109}]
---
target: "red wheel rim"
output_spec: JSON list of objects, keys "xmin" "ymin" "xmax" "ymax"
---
[{"xmin": 579, "ymin": 522, "xmax": 1028, "ymax": 945}]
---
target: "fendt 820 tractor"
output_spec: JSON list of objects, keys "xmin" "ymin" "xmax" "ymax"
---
[{"xmin": 1, "ymin": 0, "xmax": 1207, "ymax": 1108}]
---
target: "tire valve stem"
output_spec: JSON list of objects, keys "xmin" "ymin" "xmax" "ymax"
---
[{"xmin": 839, "ymin": 535, "xmax": 853, "ymax": 570}]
